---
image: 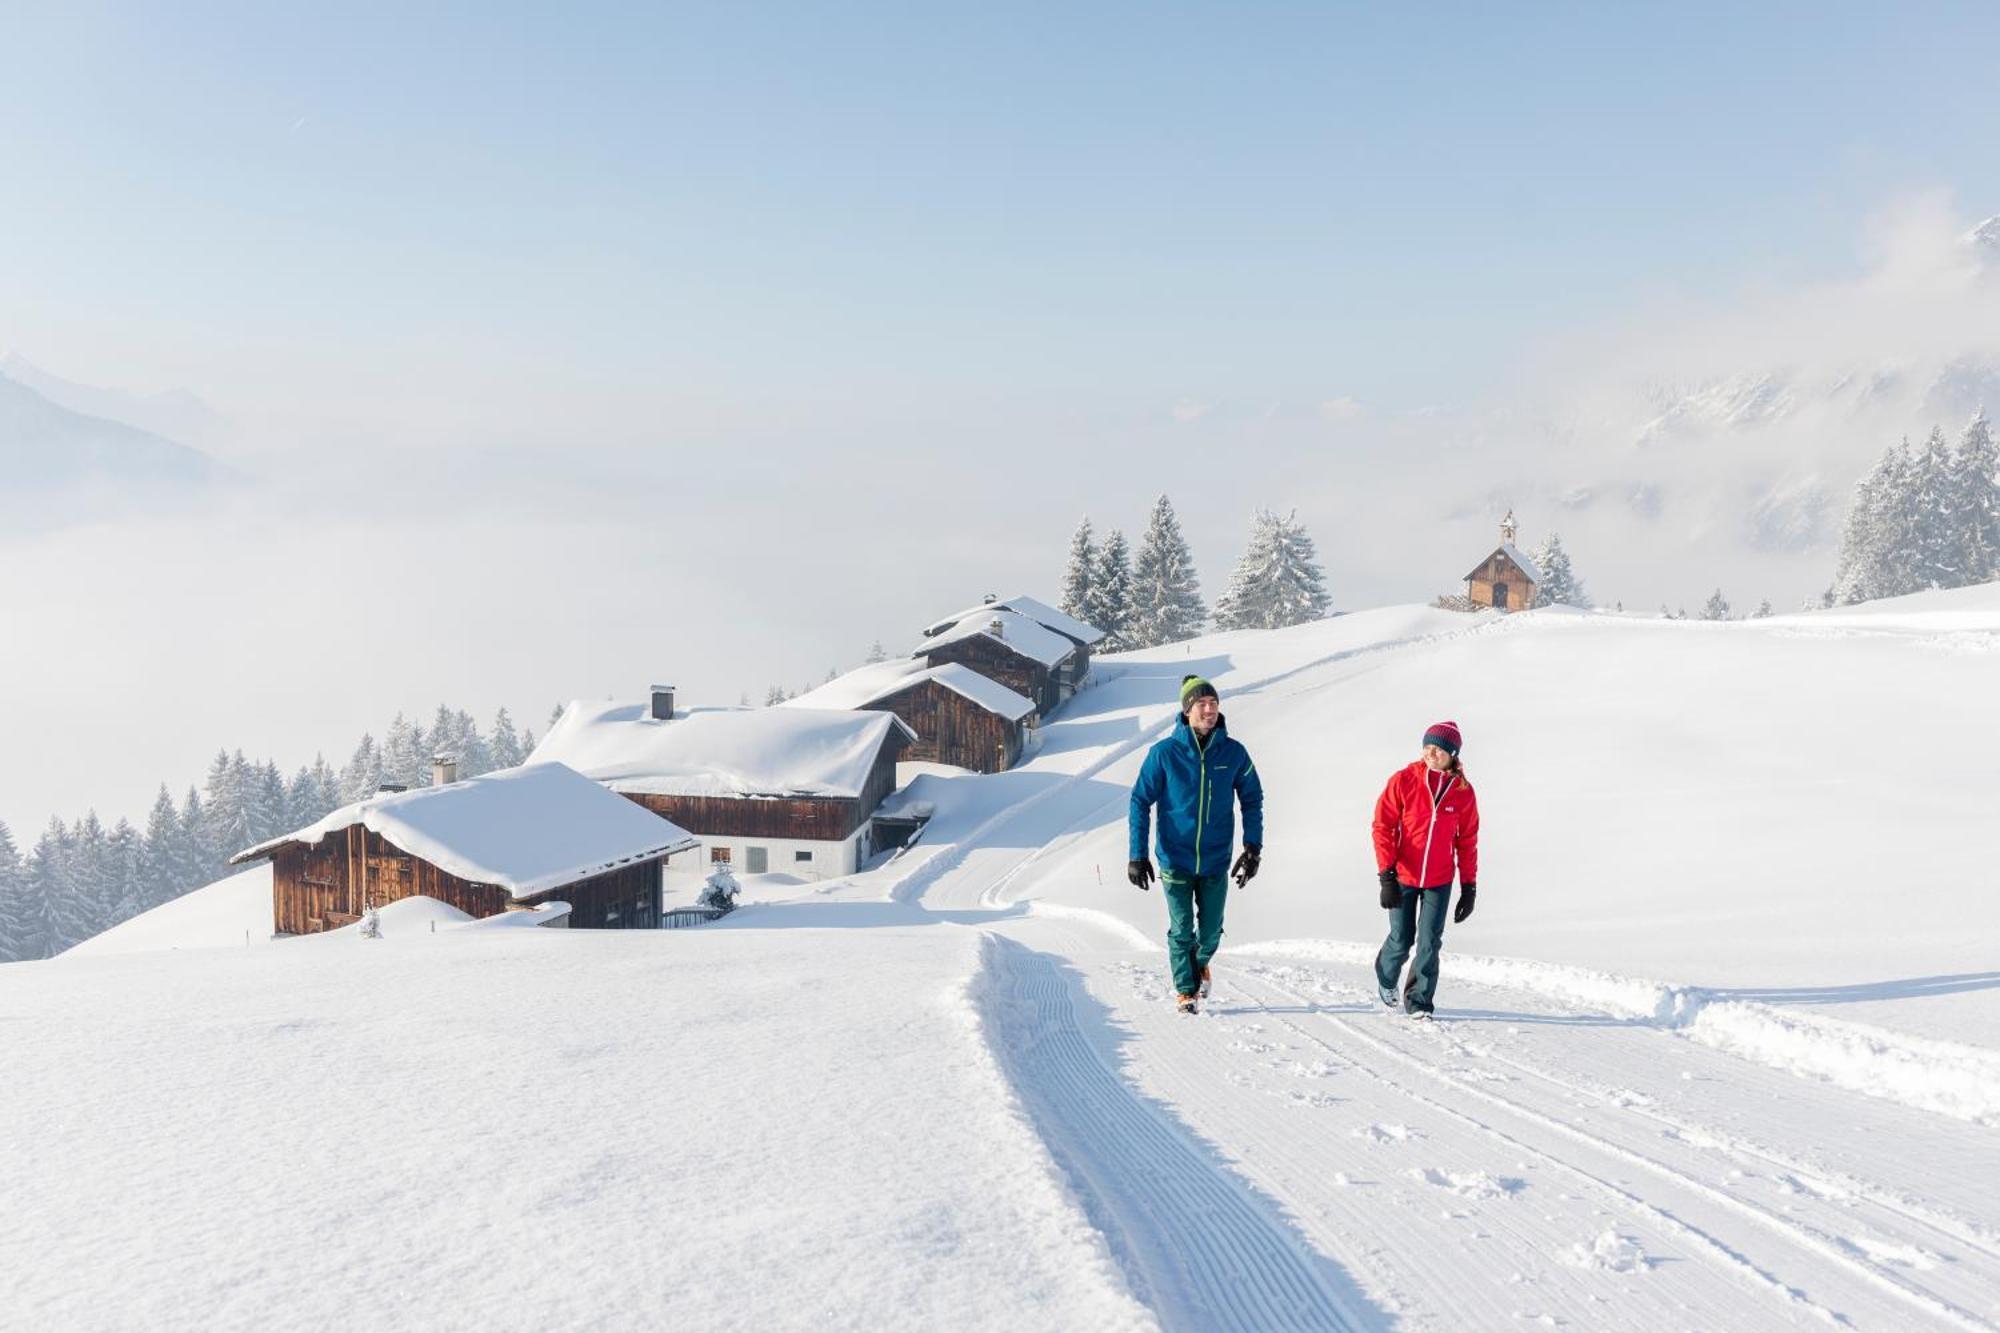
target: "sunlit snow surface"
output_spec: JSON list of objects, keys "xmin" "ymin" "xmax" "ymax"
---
[{"xmin": 12, "ymin": 588, "xmax": 2000, "ymax": 1331}]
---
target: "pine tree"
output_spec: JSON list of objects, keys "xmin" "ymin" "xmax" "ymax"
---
[
  {"xmin": 489, "ymin": 708, "xmax": 525, "ymax": 769},
  {"xmin": 1087, "ymin": 529, "xmax": 1133, "ymax": 650},
  {"xmin": 21, "ymin": 820, "xmax": 65, "ymax": 960},
  {"xmin": 1831, "ymin": 442, "xmax": 1920, "ymax": 605},
  {"xmin": 1214, "ymin": 510, "xmax": 1279, "ymax": 631},
  {"xmin": 1701, "ymin": 589, "xmax": 1731, "ymax": 620},
  {"xmin": 864, "ymin": 640, "xmax": 888, "ymax": 665},
  {"xmin": 0, "ymin": 820, "xmax": 28, "ymax": 963},
  {"xmin": 141, "ymin": 786, "xmax": 185, "ymax": 911},
  {"xmin": 179, "ymin": 786, "xmax": 214, "ymax": 889},
  {"xmin": 1128, "ymin": 496, "xmax": 1207, "ymax": 647},
  {"xmin": 1908, "ymin": 426, "xmax": 1959, "ymax": 589},
  {"xmin": 46, "ymin": 813, "xmax": 101, "ymax": 954},
  {"xmin": 1059, "ymin": 517, "xmax": 1097, "ymax": 626},
  {"xmin": 381, "ymin": 713, "xmax": 426, "ymax": 790},
  {"xmin": 105, "ymin": 818, "xmax": 143, "ymax": 925},
  {"xmin": 1950, "ymin": 410, "xmax": 2000, "ymax": 584},
  {"xmin": 1530, "ymin": 533, "xmax": 1590, "ymax": 608},
  {"xmin": 764, "ymin": 685, "xmax": 788, "ymax": 706},
  {"xmin": 1215, "ymin": 508, "xmax": 1330, "ymax": 630},
  {"xmin": 455, "ymin": 710, "xmax": 493, "ymax": 777},
  {"xmin": 339, "ymin": 734, "xmax": 383, "ymax": 803},
  {"xmin": 247, "ymin": 759, "xmax": 286, "ymax": 847},
  {"xmin": 1753, "ymin": 599, "xmax": 1774, "ymax": 618},
  {"xmin": 202, "ymin": 750, "xmax": 255, "ymax": 865},
  {"xmin": 548, "ymin": 703, "xmax": 566, "ymax": 731}
]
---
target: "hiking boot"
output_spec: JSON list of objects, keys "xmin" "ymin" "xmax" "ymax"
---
[
  {"xmin": 1176, "ymin": 994, "xmax": 1198, "ymax": 1015},
  {"xmin": 1199, "ymin": 966, "xmax": 1213, "ymax": 999},
  {"xmin": 1378, "ymin": 985, "xmax": 1399, "ymax": 1008}
]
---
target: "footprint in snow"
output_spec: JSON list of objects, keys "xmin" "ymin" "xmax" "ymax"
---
[
  {"xmin": 1849, "ymin": 1235, "xmax": 1942, "ymax": 1270},
  {"xmin": 1353, "ymin": 1122, "xmax": 1421, "ymax": 1145},
  {"xmin": 1563, "ymin": 1229, "xmax": 1652, "ymax": 1274},
  {"xmin": 1409, "ymin": 1167, "xmax": 1527, "ymax": 1199}
]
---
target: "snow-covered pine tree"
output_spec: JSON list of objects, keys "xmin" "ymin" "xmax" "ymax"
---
[
  {"xmin": 339, "ymin": 734, "xmax": 383, "ymax": 804},
  {"xmin": 46, "ymin": 813, "xmax": 100, "ymax": 954},
  {"xmin": 1530, "ymin": 533, "xmax": 1590, "ymax": 608},
  {"xmin": 0, "ymin": 819, "xmax": 28, "ymax": 963},
  {"xmin": 179, "ymin": 786, "xmax": 214, "ymax": 888},
  {"xmin": 20, "ymin": 820, "xmax": 65, "ymax": 960},
  {"xmin": 248, "ymin": 759, "xmax": 286, "ymax": 846},
  {"xmin": 1907, "ymin": 426, "xmax": 1960, "ymax": 590},
  {"xmin": 1216, "ymin": 508, "xmax": 1332, "ymax": 630},
  {"xmin": 427, "ymin": 705, "xmax": 465, "ymax": 783},
  {"xmin": 1087, "ymin": 529, "xmax": 1132, "ymax": 650},
  {"xmin": 1950, "ymin": 410, "xmax": 2000, "ymax": 584},
  {"xmin": 1059, "ymin": 517, "xmax": 1097, "ymax": 626},
  {"xmin": 1831, "ymin": 442, "xmax": 1917, "ymax": 604},
  {"xmin": 548, "ymin": 703, "xmax": 566, "ymax": 731},
  {"xmin": 140, "ymin": 786, "xmax": 185, "ymax": 911},
  {"xmin": 454, "ymin": 711, "xmax": 493, "ymax": 778},
  {"xmin": 489, "ymin": 708, "xmax": 525, "ymax": 769},
  {"xmin": 359, "ymin": 904, "xmax": 382, "ymax": 939},
  {"xmin": 381, "ymin": 713, "xmax": 426, "ymax": 790},
  {"xmin": 1266, "ymin": 509, "xmax": 1333, "ymax": 626},
  {"xmin": 1753, "ymin": 599, "xmax": 1774, "ymax": 618},
  {"xmin": 764, "ymin": 684, "xmax": 787, "ymax": 706},
  {"xmin": 201, "ymin": 751, "xmax": 255, "ymax": 866},
  {"xmin": 105, "ymin": 818, "xmax": 143, "ymax": 925},
  {"xmin": 1128, "ymin": 496, "xmax": 1207, "ymax": 647},
  {"xmin": 1701, "ymin": 589, "xmax": 1731, "ymax": 620},
  {"xmin": 864, "ymin": 640, "xmax": 888, "ymax": 665},
  {"xmin": 698, "ymin": 863, "xmax": 740, "ymax": 912},
  {"xmin": 1214, "ymin": 510, "xmax": 1279, "ymax": 631}
]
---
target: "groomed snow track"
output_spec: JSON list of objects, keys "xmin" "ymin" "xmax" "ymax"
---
[{"xmin": 973, "ymin": 935, "xmax": 1376, "ymax": 1332}]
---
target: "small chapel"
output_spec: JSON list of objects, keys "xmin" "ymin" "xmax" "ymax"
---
[{"xmin": 1463, "ymin": 511, "xmax": 1544, "ymax": 612}]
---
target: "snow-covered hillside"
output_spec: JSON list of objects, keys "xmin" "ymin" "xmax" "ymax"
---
[{"xmin": 9, "ymin": 593, "xmax": 2000, "ymax": 1331}]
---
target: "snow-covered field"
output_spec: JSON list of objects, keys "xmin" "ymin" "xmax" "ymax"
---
[{"xmin": 8, "ymin": 589, "xmax": 2000, "ymax": 1330}]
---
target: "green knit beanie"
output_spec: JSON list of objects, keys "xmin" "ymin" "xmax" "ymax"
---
[{"xmin": 1179, "ymin": 675, "xmax": 1218, "ymax": 712}]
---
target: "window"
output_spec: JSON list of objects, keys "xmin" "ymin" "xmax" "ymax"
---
[
  {"xmin": 794, "ymin": 850, "xmax": 813, "ymax": 864},
  {"xmin": 709, "ymin": 846, "xmax": 731, "ymax": 864},
  {"xmin": 746, "ymin": 846, "xmax": 769, "ymax": 874}
]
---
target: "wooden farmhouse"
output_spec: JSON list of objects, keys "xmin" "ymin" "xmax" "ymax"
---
[
  {"xmin": 229, "ymin": 761, "xmax": 701, "ymax": 935},
  {"xmin": 920, "ymin": 594, "xmax": 1105, "ymax": 701},
  {"xmin": 529, "ymin": 690, "xmax": 917, "ymax": 881},
  {"xmin": 788, "ymin": 659, "xmax": 1038, "ymax": 774},
  {"xmin": 1464, "ymin": 512, "xmax": 1545, "ymax": 612},
  {"xmin": 914, "ymin": 607, "xmax": 1079, "ymax": 717}
]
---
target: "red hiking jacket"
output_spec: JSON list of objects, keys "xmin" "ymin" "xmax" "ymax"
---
[{"xmin": 1372, "ymin": 761, "xmax": 1479, "ymax": 891}]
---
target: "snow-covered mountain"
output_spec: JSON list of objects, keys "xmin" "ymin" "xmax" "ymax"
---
[
  {"xmin": 0, "ymin": 352, "xmax": 229, "ymax": 449},
  {"xmin": 0, "ymin": 365, "xmax": 218, "ymax": 494}
]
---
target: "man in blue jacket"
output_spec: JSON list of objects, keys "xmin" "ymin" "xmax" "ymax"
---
[{"xmin": 1129, "ymin": 675, "xmax": 1264, "ymax": 1014}]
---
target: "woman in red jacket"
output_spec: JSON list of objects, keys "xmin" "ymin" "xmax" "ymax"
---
[{"xmin": 1372, "ymin": 720, "xmax": 1479, "ymax": 1018}]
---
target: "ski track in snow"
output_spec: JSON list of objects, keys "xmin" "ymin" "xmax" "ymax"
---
[{"xmin": 973, "ymin": 935, "xmax": 1376, "ymax": 1332}]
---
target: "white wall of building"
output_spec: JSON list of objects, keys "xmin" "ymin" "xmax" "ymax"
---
[{"xmin": 661, "ymin": 829, "xmax": 870, "ymax": 901}]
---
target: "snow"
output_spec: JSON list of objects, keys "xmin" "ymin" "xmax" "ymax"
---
[
  {"xmin": 63, "ymin": 862, "xmax": 276, "ymax": 957},
  {"xmin": 915, "ymin": 608, "xmax": 1077, "ymax": 669},
  {"xmin": 530, "ymin": 700, "xmax": 917, "ymax": 799},
  {"xmin": 922, "ymin": 594, "xmax": 1106, "ymax": 647},
  {"xmin": 16, "ymin": 590, "xmax": 2000, "ymax": 1331},
  {"xmin": 230, "ymin": 762, "xmax": 699, "ymax": 898},
  {"xmin": 785, "ymin": 658, "xmax": 1036, "ymax": 721}
]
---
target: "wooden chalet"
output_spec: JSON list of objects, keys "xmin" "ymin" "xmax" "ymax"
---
[
  {"xmin": 920, "ymin": 595, "xmax": 1106, "ymax": 700},
  {"xmin": 529, "ymin": 693, "xmax": 918, "ymax": 878},
  {"xmin": 1465, "ymin": 511, "xmax": 1545, "ymax": 612},
  {"xmin": 914, "ymin": 608, "xmax": 1078, "ymax": 717},
  {"xmin": 229, "ymin": 762, "xmax": 700, "ymax": 935},
  {"xmin": 788, "ymin": 660, "xmax": 1038, "ymax": 774}
]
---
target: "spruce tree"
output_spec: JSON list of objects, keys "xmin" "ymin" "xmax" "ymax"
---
[
  {"xmin": 1087, "ymin": 530, "xmax": 1133, "ymax": 650},
  {"xmin": 1701, "ymin": 589, "xmax": 1731, "ymax": 620},
  {"xmin": 45, "ymin": 814, "xmax": 97, "ymax": 954},
  {"xmin": 1908, "ymin": 426, "xmax": 1959, "ymax": 589},
  {"xmin": 141, "ymin": 786, "xmax": 185, "ymax": 910},
  {"xmin": 1754, "ymin": 599, "xmax": 1774, "ymax": 618},
  {"xmin": 1128, "ymin": 495, "xmax": 1207, "ymax": 647},
  {"xmin": 489, "ymin": 709, "xmax": 525, "ymax": 769},
  {"xmin": 1950, "ymin": 411, "xmax": 2000, "ymax": 584},
  {"xmin": 179, "ymin": 787, "xmax": 214, "ymax": 889},
  {"xmin": 106, "ymin": 818, "xmax": 143, "ymax": 925},
  {"xmin": 1059, "ymin": 517, "xmax": 1097, "ymax": 627},
  {"xmin": 339, "ymin": 734, "xmax": 383, "ymax": 803},
  {"xmin": 455, "ymin": 711, "xmax": 493, "ymax": 777},
  {"xmin": 381, "ymin": 713, "xmax": 426, "ymax": 789},
  {"xmin": 1216, "ymin": 509, "xmax": 1331, "ymax": 630},
  {"xmin": 202, "ymin": 751, "xmax": 255, "ymax": 865},
  {"xmin": 1530, "ymin": 533, "xmax": 1590, "ymax": 608},
  {"xmin": 0, "ymin": 820, "xmax": 27, "ymax": 963},
  {"xmin": 1215, "ymin": 510, "xmax": 1278, "ymax": 631},
  {"xmin": 1832, "ymin": 443, "xmax": 1918, "ymax": 604},
  {"xmin": 22, "ymin": 820, "xmax": 65, "ymax": 960},
  {"xmin": 864, "ymin": 640, "xmax": 888, "ymax": 665}
]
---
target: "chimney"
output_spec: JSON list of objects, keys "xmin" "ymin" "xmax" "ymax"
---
[
  {"xmin": 431, "ymin": 754, "xmax": 458, "ymax": 787},
  {"xmin": 988, "ymin": 617, "xmax": 1005, "ymax": 639},
  {"xmin": 981, "ymin": 592, "xmax": 998, "ymax": 605},
  {"xmin": 650, "ymin": 684, "xmax": 676, "ymax": 721}
]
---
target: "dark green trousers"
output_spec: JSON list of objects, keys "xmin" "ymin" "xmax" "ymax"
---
[{"xmin": 1163, "ymin": 870, "xmax": 1230, "ymax": 997}]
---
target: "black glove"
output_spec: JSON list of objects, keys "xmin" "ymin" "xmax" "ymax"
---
[
  {"xmin": 1378, "ymin": 868, "xmax": 1402, "ymax": 909},
  {"xmin": 1230, "ymin": 843, "xmax": 1260, "ymax": 887},
  {"xmin": 1128, "ymin": 858, "xmax": 1156, "ymax": 891},
  {"xmin": 1453, "ymin": 884, "xmax": 1477, "ymax": 924}
]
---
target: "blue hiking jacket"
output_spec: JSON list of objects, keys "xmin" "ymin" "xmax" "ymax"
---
[{"xmin": 1129, "ymin": 714, "xmax": 1264, "ymax": 877}]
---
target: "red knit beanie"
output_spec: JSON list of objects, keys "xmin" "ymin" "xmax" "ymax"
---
[{"xmin": 1421, "ymin": 720, "xmax": 1462, "ymax": 755}]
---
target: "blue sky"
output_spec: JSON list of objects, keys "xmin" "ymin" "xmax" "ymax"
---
[
  {"xmin": 5, "ymin": 3, "xmax": 2000, "ymax": 831},
  {"xmin": 6, "ymin": 2, "xmax": 1998, "ymax": 420}
]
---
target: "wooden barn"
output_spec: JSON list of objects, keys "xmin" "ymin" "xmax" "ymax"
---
[
  {"xmin": 788, "ymin": 660, "xmax": 1038, "ymax": 773},
  {"xmin": 529, "ymin": 694, "xmax": 917, "ymax": 881},
  {"xmin": 914, "ymin": 607, "xmax": 1078, "ymax": 717},
  {"xmin": 1464, "ymin": 511, "xmax": 1545, "ymax": 612},
  {"xmin": 921, "ymin": 594, "xmax": 1105, "ymax": 698},
  {"xmin": 229, "ymin": 762, "xmax": 701, "ymax": 935}
]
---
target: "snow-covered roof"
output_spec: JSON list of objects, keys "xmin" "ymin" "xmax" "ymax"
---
[
  {"xmin": 921, "ymin": 595, "xmax": 1105, "ymax": 647},
  {"xmin": 916, "ymin": 608, "xmax": 1076, "ymax": 669},
  {"xmin": 530, "ymin": 700, "xmax": 918, "ymax": 800},
  {"xmin": 788, "ymin": 660, "xmax": 1037, "ymax": 722},
  {"xmin": 228, "ymin": 762, "xmax": 700, "ymax": 899},
  {"xmin": 1466, "ymin": 541, "xmax": 1546, "ymax": 586}
]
